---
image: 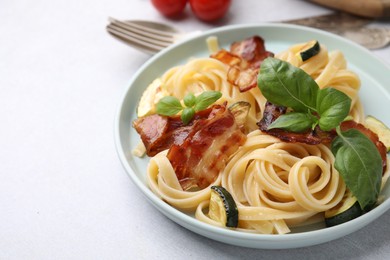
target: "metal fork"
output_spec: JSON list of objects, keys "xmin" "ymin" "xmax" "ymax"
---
[
  {"xmin": 106, "ymin": 17, "xmax": 390, "ymax": 55},
  {"xmin": 106, "ymin": 17, "xmax": 201, "ymax": 54}
]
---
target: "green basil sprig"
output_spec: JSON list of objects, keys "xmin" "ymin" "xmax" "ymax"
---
[
  {"xmin": 317, "ymin": 88, "xmax": 352, "ymax": 131},
  {"xmin": 332, "ymin": 127, "xmax": 383, "ymax": 210},
  {"xmin": 258, "ymin": 57, "xmax": 351, "ymax": 132},
  {"xmin": 258, "ymin": 57, "xmax": 318, "ymax": 113},
  {"xmin": 156, "ymin": 91, "xmax": 222, "ymax": 125},
  {"xmin": 257, "ymin": 56, "xmax": 383, "ymax": 212},
  {"xmin": 267, "ymin": 112, "xmax": 317, "ymax": 133}
]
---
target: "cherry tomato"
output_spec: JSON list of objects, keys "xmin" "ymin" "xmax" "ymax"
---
[
  {"xmin": 151, "ymin": 0, "xmax": 188, "ymax": 17},
  {"xmin": 189, "ymin": 0, "xmax": 231, "ymax": 21}
]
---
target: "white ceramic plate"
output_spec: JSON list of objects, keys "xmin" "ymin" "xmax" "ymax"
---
[{"xmin": 114, "ymin": 24, "xmax": 390, "ymax": 249}]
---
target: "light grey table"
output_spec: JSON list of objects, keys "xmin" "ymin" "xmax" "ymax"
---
[{"xmin": 1, "ymin": 0, "xmax": 389, "ymax": 259}]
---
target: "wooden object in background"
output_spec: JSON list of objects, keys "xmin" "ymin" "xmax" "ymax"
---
[{"xmin": 310, "ymin": 0, "xmax": 390, "ymax": 18}]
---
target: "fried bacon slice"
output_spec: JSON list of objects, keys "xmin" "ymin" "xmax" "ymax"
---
[
  {"xmin": 132, "ymin": 114, "xmax": 189, "ymax": 157},
  {"xmin": 257, "ymin": 102, "xmax": 336, "ymax": 144},
  {"xmin": 133, "ymin": 104, "xmax": 247, "ymax": 190},
  {"xmin": 258, "ymin": 102, "xmax": 387, "ymax": 174},
  {"xmin": 230, "ymin": 36, "xmax": 274, "ymax": 69},
  {"xmin": 167, "ymin": 104, "xmax": 246, "ymax": 190},
  {"xmin": 211, "ymin": 36, "xmax": 273, "ymax": 92},
  {"xmin": 133, "ymin": 106, "xmax": 219, "ymax": 157}
]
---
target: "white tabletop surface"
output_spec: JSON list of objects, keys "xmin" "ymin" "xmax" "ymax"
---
[{"xmin": 1, "ymin": 0, "xmax": 390, "ymax": 259}]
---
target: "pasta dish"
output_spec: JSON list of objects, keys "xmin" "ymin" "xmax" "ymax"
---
[{"xmin": 131, "ymin": 35, "xmax": 390, "ymax": 234}]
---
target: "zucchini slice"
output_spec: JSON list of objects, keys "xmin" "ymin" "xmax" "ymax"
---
[
  {"xmin": 209, "ymin": 186, "xmax": 238, "ymax": 228},
  {"xmin": 365, "ymin": 115, "xmax": 390, "ymax": 152},
  {"xmin": 298, "ymin": 40, "xmax": 320, "ymax": 62},
  {"xmin": 325, "ymin": 190, "xmax": 363, "ymax": 227}
]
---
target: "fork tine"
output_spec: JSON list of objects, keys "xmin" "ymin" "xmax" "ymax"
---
[
  {"xmin": 108, "ymin": 18, "xmax": 176, "ymax": 43},
  {"xmin": 108, "ymin": 17, "xmax": 177, "ymax": 38},
  {"xmin": 106, "ymin": 25, "xmax": 168, "ymax": 52},
  {"xmin": 107, "ymin": 23, "xmax": 172, "ymax": 48}
]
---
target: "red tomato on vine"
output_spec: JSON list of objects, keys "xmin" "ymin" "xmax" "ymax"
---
[
  {"xmin": 151, "ymin": 0, "xmax": 188, "ymax": 17},
  {"xmin": 189, "ymin": 0, "xmax": 231, "ymax": 21}
]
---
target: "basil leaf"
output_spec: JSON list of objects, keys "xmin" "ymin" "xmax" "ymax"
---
[
  {"xmin": 194, "ymin": 91, "xmax": 222, "ymax": 111},
  {"xmin": 258, "ymin": 57, "xmax": 318, "ymax": 113},
  {"xmin": 331, "ymin": 128, "xmax": 382, "ymax": 210},
  {"xmin": 184, "ymin": 93, "xmax": 196, "ymax": 107},
  {"xmin": 181, "ymin": 107, "xmax": 195, "ymax": 125},
  {"xmin": 156, "ymin": 96, "xmax": 183, "ymax": 116},
  {"xmin": 317, "ymin": 88, "xmax": 351, "ymax": 131},
  {"xmin": 268, "ymin": 112, "xmax": 317, "ymax": 133}
]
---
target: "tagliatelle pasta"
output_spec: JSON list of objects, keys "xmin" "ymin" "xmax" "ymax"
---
[
  {"xmin": 196, "ymin": 130, "xmax": 346, "ymax": 234},
  {"xmin": 135, "ymin": 37, "xmax": 389, "ymax": 234},
  {"xmin": 148, "ymin": 150, "xmax": 222, "ymax": 211},
  {"xmin": 276, "ymin": 43, "xmax": 363, "ymax": 122},
  {"xmin": 159, "ymin": 57, "xmax": 265, "ymax": 131}
]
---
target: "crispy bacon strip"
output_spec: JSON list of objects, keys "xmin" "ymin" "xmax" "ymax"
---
[
  {"xmin": 211, "ymin": 36, "xmax": 273, "ymax": 92},
  {"xmin": 167, "ymin": 105, "xmax": 246, "ymax": 190},
  {"xmin": 257, "ymin": 102, "xmax": 336, "ymax": 144},
  {"xmin": 230, "ymin": 36, "xmax": 274, "ymax": 69},
  {"xmin": 133, "ymin": 106, "xmax": 217, "ymax": 157},
  {"xmin": 133, "ymin": 104, "xmax": 247, "ymax": 190},
  {"xmin": 211, "ymin": 49, "xmax": 241, "ymax": 66}
]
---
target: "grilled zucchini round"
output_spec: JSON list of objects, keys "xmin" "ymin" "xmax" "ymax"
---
[
  {"xmin": 325, "ymin": 190, "xmax": 363, "ymax": 227},
  {"xmin": 209, "ymin": 186, "xmax": 238, "ymax": 228}
]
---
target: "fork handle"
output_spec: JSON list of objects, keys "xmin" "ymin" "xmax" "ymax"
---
[{"xmin": 309, "ymin": 0, "xmax": 390, "ymax": 18}]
